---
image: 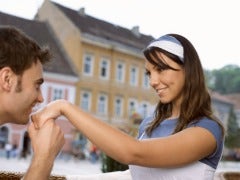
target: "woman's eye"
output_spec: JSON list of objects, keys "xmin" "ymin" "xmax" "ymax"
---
[
  {"xmin": 145, "ymin": 71, "xmax": 150, "ymax": 76},
  {"xmin": 156, "ymin": 66, "xmax": 167, "ymax": 72}
]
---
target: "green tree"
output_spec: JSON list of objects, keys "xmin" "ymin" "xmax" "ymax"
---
[
  {"xmin": 232, "ymin": 76, "xmax": 240, "ymax": 92},
  {"xmin": 101, "ymin": 153, "xmax": 129, "ymax": 173},
  {"xmin": 204, "ymin": 69, "xmax": 215, "ymax": 90},
  {"xmin": 225, "ymin": 107, "xmax": 240, "ymax": 148},
  {"xmin": 211, "ymin": 65, "xmax": 240, "ymax": 94}
]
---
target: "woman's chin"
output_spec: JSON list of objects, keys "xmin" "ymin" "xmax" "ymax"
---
[{"xmin": 159, "ymin": 98, "xmax": 170, "ymax": 104}]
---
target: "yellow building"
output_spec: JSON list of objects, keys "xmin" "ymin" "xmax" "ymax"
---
[{"xmin": 36, "ymin": 0, "xmax": 158, "ymax": 130}]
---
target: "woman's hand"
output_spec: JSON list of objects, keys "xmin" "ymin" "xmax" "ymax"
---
[{"xmin": 31, "ymin": 99, "xmax": 67, "ymax": 129}]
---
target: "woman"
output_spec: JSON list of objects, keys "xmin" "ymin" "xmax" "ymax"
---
[{"xmin": 32, "ymin": 34, "xmax": 225, "ymax": 180}]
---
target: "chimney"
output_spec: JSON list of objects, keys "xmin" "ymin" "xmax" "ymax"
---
[
  {"xmin": 78, "ymin": 7, "xmax": 86, "ymax": 16},
  {"xmin": 131, "ymin": 26, "xmax": 140, "ymax": 37}
]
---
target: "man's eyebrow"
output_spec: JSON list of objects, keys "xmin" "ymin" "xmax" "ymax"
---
[{"xmin": 35, "ymin": 78, "xmax": 44, "ymax": 85}]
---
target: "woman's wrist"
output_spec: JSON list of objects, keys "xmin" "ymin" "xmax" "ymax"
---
[{"xmin": 57, "ymin": 99, "xmax": 72, "ymax": 117}]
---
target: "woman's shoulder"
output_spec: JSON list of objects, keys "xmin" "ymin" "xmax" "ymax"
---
[
  {"xmin": 140, "ymin": 116, "xmax": 154, "ymax": 127},
  {"xmin": 138, "ymin": 116, "xmax": 154, "ymax": 137},
  {"xmin": 189, "ymin": 117, "xmax": 220, "ymax": 128},
  {"xmin": 188, "ymin": 117, "xmax": 223, "ymax": 140}
]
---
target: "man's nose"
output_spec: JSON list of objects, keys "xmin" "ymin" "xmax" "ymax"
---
[{"xmin": 37, "ymin": 91, "xmax": 44, "ymax": 103}]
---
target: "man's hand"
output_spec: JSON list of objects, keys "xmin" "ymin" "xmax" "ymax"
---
[
  {"xmin": 23, "ymin": 120, "xmax": 65, "ymax": 180},
  {"xmin": 28, "ymin": 120, "xmax": 65, "ymax": 160}
]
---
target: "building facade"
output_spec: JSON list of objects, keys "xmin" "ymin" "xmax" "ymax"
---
[{"xmin": 36, "ymin": 0, "xmax": 158, "ymax": 131}]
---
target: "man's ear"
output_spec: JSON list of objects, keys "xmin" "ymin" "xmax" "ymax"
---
[{"xmin": 0, "ymin": 67, "xmax": 15, "ymax": 92}]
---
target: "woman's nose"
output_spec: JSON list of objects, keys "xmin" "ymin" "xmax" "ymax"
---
[{"xmin": 149, "ymin": 74, "xmax": 159, "ymax": 88}]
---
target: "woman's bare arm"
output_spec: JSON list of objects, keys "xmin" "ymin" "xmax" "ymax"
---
[{"xmin": 32, "ymin": 99, "xmax": 216, "ymax": 167}]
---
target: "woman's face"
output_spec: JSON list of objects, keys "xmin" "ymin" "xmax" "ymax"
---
[{"xmin": 145, "ymin": 52, "xmax": 185, "ymax": 106}]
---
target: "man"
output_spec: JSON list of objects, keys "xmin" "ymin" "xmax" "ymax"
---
[{"xmin": 0, "ymin": 26, "xmax": 65, "ymax": 179}]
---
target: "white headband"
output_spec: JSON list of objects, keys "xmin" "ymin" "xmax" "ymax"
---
[{"xmin": 147, "ymin": 35, "xmax": 184, "ymax": 61}]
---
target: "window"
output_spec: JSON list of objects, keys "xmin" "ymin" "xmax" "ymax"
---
[
  {"xmin": 99, "ymin": 58, "xmax": 110, "ymax": 79},
  {"xmin": 97, "ymin": 94, "xmax": 108, "ymax": 115},
  {"xmin": 83, "ymin": 54, "xmax": 94, "ymax": 76},
  {"xmin": 130, "ymin": 66, "xmax": 138, "ymax": 86},
  {"xmin": 141, "ymin": 103, "xmax": 148, "ymax": 119},
  {"xmin": 114, "ymin": 97, "xmax": 123, "ymax": 117},
  {"xmin": 80, "ymin": 91, "xmax": 91, "ymax": 111},
  {"xmin": 142, "ymin": 72, "xmax": 150, "ymax": 88},
  {"xmin": 0, "ymin": 126, "xmax": 9, "ymax": 146},
  {"xmin": 53, "ymin": 88, "xmax": 64, "ymax": 100},
  {"xmin": 128, "ymin": 99, "xmax": 137, "ymax": 116},
  {"xmin": 116, "ymin": 62, "xmax": 125, "ymax": 82}
]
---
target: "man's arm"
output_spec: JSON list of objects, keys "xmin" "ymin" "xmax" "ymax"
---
[{"xmin": 23, "ymin": 120, "xmax": 65, "ymax": 180}]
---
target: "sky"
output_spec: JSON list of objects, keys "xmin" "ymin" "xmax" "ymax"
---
[{"xmin": 0, "ymin": 0, "xmax": 240, "ymax": 70}]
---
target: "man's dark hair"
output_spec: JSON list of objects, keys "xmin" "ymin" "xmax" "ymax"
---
[{"xmin": 0, "ymin": 25, "xmax": 51, "ymax": 75}]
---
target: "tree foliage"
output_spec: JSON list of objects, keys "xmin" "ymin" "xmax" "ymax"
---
[
  {"xmin": 225, "ymin": 107, "xmax": 240, "ymax": 148},
  {"xmin": 101, "ymin": 153, "xmax": 129, "ymax": 173},
  {"xmin": 204, "ymin": 64, "xmax": 240, "ymax": 94}
]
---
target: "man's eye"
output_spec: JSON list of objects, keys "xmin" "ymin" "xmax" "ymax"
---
[{"xmin": 36, "ymin": 85, "xmax": 41, "ymax": 90}]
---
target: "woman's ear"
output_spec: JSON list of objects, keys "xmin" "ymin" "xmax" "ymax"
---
[{"xmin": 0, "ymin": 67, "xmax": 15, "ymax": 92}]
